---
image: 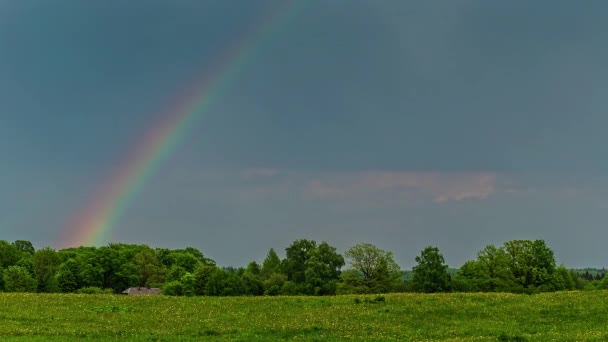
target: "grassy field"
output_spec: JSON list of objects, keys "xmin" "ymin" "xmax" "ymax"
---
[{"xmin": 1, "ymin": 291, "xmax": 608, "ymax": 341}]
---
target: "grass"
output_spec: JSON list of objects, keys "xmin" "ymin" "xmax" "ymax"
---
[{"xmin": 1, "ymin": 291, "xmax": 608, "ymax": 341}]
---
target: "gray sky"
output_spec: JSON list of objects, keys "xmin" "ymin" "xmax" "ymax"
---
[{"xmin": 2, "ymin": 0, "xmax": 608, "ymax": 268}]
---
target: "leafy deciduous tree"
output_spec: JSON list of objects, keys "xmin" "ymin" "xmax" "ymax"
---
[
  {"xmin": 504, "ymin": 239, "xmax": 556, "ymax": 291},
  {"xmin": 304, "ymin": 242, "xmax": 345, "ymax": 295},
  {"xmin": 193, "ymin": 264, "xmax": 216, "ymax": 296},
  {"xmin": 33, "ymin": 247, "xmax": 60, "ymax": 292},
  {"xmin": 133, "ymin": 248, "xmax": 166, "ymax": 287},
  {"xmin": 56, "ymin": 259, "xmax": 82, "ymax": 293},
  {"xmin": 4, "ymin": 265, "xmax": 37, "ymax": 292},
  {"xmin": 13, "ymin": 240, "xmax": 35, "ymax": 256},
  {"xmin": 283, "ymin": 239, "xmax": 317, "ymax": 284},
  {"xmin": 0, "ymin": 240, "xmax": 21, "ymax": 268},
  {"xmin": 342, "ymin": 243, "xmax": 402, "ymax": 293},
  {"xmin": 412, "ymin": 246, "xmax": 450, "ymax": 293}
]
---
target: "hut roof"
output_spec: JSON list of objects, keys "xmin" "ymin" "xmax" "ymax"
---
[{"xmin": 122, "ymin": 287, "xmax": 162, "ymax": 295}]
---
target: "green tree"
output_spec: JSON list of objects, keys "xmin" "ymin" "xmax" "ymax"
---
[
  {"xmin": 162, "ymin": 280, "xmax": 183, "ymax": 296},
  {"xmin": 180, "ymin": 272, "xmax": 196, "ymax": 296},
  {"xmin": 476, "ymin": 244, "xmax": 517, "ymax": 291},
  {"xmin": 454, "ymin": 245, "xmax": 516, "ymax": 293},
  {"xmin": 0, "ymin": 240, "xmax": 21, "ymax": 268},
  {"xmin": 96, "ymin": 246, "xmax": 122, "ymax": 290},
  {"xmin": 109, "ymin": 261, "xmax": 139, "ymax": 293},
  {"xmin": 261, "ymin": 248, "xmax": 282, "ymax": 277},
  {"xmin": 96, "ymin": 245, "xmax": 138, "ymax": 293},
  {"xmin": 183, "ymin": 246, "xmax": 215, "ymax": 266},
  {"xmin": 133, "ymin": 248, "xmax": 166, "ymax": 287},
  {"xmin": 452, "ymin": 260, "xmax": 491, "ymax": 292},
  {"xmin": 193, "ymin": 264, "xmax": 216, "ymax": 295},
  {"xmin": 343, "ymin": 243, "xmax": 402, "ymax": 293},
  {"xmin": 221, "ymin": 272, "xmax": 245, "ymax": 296},
  {"xmin": 75, "ymin": 248, "xmax": 104, "ymax": 288},
  {"xmin": 33, "ymin": 247, "xmax": 60, "ymax": 292},
  {"xmin": 4, "ymin": 265, "xmax": 37, "ymax": 292},
  {"xmin": 206, "ymin": 268, "xmax": 229, "ymax": 296},
  {"xmin": 412, "ymin": 246, "xmax": 450, "ymax": 293},
  {"xmin": 336, "ymin": 269, "xmax": 369, "ymax": 294},
  {"xmin": 56, "ymin": 259, "xmax": 82, "ymax": 292},
  {"xmin": 167, "ymin": 251, "xmax": 202, "ymax": 273},
  {"xmin": 241, "ymin": 271, "xmax": 264, "ymax": 295},
  {"xmin": 16, "ymin": 256, "xmax": 35, "ymax": 275},
  {"xmin": 453, "ymin": 240, "xmax": 558, "ymax": 293},
  {"xmin": 167, "ymin": 265, "xmax": 188, "ymax": 282},
  {"xmin": 552, "ymin": 265, "xmax": 575, "ymax": 291},
  {"xmin": 246, "ymin": 261, "xmax": 261, "ymax": 275},
  {"xmin": 600, "ymin": 273, "xmax": 608, "ymax": 290},
  {"xmin": 13, "ymin": 240, "xmax": 35, "ymax": 256},
  {"xmin": 283, "ymin": 240, "xmax": 317, "ymax": 284},
  {"xmin": 304, "ymin": 242, "xmax": 345, "ymax": 295},
  {"xmin": 503, "ymin": 239, "xmax": 556, "ymax": 292},
  {"xmin": 263, "ymin": 273, "xmax": 287, "ymax": 296}
]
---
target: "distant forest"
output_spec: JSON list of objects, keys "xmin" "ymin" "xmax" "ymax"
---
[{"xmin": 0, "ymin": 239, "xmax": 606, "ymax": 296}]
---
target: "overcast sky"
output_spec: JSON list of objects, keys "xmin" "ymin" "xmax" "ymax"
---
[{"xmin": 2, "ymin": 0, "xmax": 608, "ymax": 268}]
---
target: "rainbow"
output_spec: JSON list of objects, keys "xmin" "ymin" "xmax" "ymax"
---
[{"xmin": 59, "ymin": 2, "xmax": 298, "ymax": 248}]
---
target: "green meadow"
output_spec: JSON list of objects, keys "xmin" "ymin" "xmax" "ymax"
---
[{"xmin": 2, "ymin": 291, "xmax": 608, "ymax": 341}]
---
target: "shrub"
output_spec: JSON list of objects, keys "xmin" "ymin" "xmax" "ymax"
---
[
  {"xmin": 77, "ymin": 287, "xmax": 113, "ymax": 294},
  {"xmin": 162, "ymin": 280, "xmax": 183, "ymax": 296},
  {"xmin": 4, "ymin": 266, "xmax": 37, "ymax": 292}
]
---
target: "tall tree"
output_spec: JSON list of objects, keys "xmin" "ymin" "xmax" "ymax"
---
[
  {"xmin": 283, "ymin": 239, "xmax": 317, "ymax": 283},
  {"xmin": 304, "ymin": 242, "xmax": 345, "ymax": 295},
  {"xmin": 96, "ymin": 246, "xmax": 118, "ymax": 289},
  {"xmin": 503, "ymin": 239, "xmax": 556, "ymax": 291},
  {"xmin": 56, "ymin": 259, "xmax": 82, "ymax": 292},
  {"xmin": 74, "ymin": 248, "xmax": 104, "ymax": 288},
  {"xmin": 261, "ymin": 248, "xmax": 282, "ymax": 277},
  {"xmin": 342, "ymin": 243, "xmax": 401, "ymax": 293},
  {"xmin": 476, "ymin": 244, "xmax": 516, "ymax": 291},
  {"xmin": 33, "ymin": 247, "xmax": 60, "ymax": 292},
  {"xmin": 133, "ymin": 248, "xmax": 165, "ymax": 287},
  {"xmin": 412, "ymin": 246, "xmax": 450, "ymax": 293},
  {"xmin": 193, "ymin": 264, "xmax": 216, "ymax": 296}
]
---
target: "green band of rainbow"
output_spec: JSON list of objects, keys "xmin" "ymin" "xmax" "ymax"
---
[{"xmin": 59, "ymin": 2, "xmax": 298, "ymax": 248}]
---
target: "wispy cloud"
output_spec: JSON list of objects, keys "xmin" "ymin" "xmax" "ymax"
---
[
  {"xmin": 303, "ymin": 171, "xmax": 497, "ymax": 204},
  {"xmin": 305, "ymin": 179, "xmax": 346, "ymax": 199},
  {"xmin": 169, "ymin": 167, "xmax": 498, "ymax": 205}
]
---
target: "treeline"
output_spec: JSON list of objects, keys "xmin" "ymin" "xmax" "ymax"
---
[
  {"xmin": 0, "ymin": 239, "xmax": 607, "ymax": 296},
  {"xmin": 573, "ymin": 269, "xmax": 607, "ymax": 282}
]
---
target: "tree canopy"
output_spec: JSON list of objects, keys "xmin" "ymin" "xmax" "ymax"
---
[
  {"xmin": 412, "ymin": 246, "xmax": 450, "ymax": 293},
  {"xmin": 0, "ymin": 238, "xmax": 598, "ymax": 296}
]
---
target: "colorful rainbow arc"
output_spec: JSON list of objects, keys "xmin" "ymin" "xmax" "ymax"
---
[{"xmin": 59, "ymin": 2, "xmax": 298, "ymax": 248}]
